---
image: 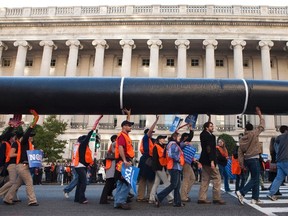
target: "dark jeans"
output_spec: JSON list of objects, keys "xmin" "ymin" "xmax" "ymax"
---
[
  {"xmin": 99, "ymin": 178, "xmax": 116, "ymax": 204},
  {"xmin": 235, "ymin": 172, "xmax": 246, "ymax": 191},
  {"xmin": 240, "ymin": 158, "xmax": 260, "ymax": 200},
  {"xmin": 74, "ymin": 167, "xmax": 87, "ymax": 203},
  {"xmin": 157, "ymin": 169, "xmax": 182, "ymax": 206}
]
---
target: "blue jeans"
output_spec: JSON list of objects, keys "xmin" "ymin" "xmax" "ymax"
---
[
  {"xmin": 240, "ymin": 158, "xmax": 260, "ymax": 200},
  {"xmin": 74, "ymin": 167, "xmax": 87, "ymax": 203},
  {"xmin": 268, "ymin": 161, "xmax": 288, "ymax": 196},
  {"xmin": 114, "ymin": 180, "xmax": 131, "ymax": 207},
  {"xmin": 157, "ymin": 169, "xmax": 182, "ymax": 206},
  {"xmin": 218, "ymin": 164, "xmax": 230, "ymax": 191},
  {"xmin": 64, "ymin": 167, "xmax": 78, "ymax": 193}
]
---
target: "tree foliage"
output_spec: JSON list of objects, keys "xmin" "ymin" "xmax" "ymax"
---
[
  {"xmin": 33, "ymin": 115, "xmax": 68, "ymax": 162},
  {"xmin": 217, "ymin": 133, "xmax": 237, "ymax": 156}
]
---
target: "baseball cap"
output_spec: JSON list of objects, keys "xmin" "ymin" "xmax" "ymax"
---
[
  {"xmin": 157, "ymin": 135, "xmax": 167, "ymax": 140},
  {"xmin": 121, "ymin": 120, "xmax": 134, "ymax": 127}
]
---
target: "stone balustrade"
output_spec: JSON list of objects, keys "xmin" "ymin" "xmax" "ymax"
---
[{"xmin": 1, "ymin": 5, "xmax": 288, "ymax": 18}]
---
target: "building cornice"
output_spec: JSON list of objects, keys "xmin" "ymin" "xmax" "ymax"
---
[{"xmin": 1, "ymin": 5, "xmax": 288, "ymax": 28}]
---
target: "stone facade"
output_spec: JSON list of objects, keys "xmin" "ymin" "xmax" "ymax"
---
[{"xmin": 1, "ymin": 4, "xmax": 288, "ymax": 160}]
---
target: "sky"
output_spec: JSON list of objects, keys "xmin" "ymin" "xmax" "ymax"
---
[{"xmin": 1, "ymin": 0, "xmax": 287, "ymax": 8}]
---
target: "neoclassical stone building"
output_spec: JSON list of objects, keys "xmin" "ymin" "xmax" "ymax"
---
[{"xmin": 0, "ymin": 4, "xmax": 288, "ymax": 160}]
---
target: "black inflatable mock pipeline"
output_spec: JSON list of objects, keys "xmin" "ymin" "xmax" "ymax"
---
[{"xmin": 0, "ymin": 77, "xmax": 287, "ymax": 115}]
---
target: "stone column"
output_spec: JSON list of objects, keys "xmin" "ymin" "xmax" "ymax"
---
[
  {"xmin": 203, "ymin": 39, "xmax": 218, "ymax": 78},
  {"xmin": 65, "ymin": 39, "xmax": 83, "ymax": 77},
  {"xmin": 39, "ymin": 40, "xmax": 57, "ymax": 76},
  {"xmin": 175, "ymin": 39, "xmax": 190, "ymax": 78},
  {"xmin": 147, "ymin": 39, "xmax": 162, "ymax": 77},
  {"xmin": 13, "ymin": 40, "xmax": 32, "ymax": 76},
  {"xmin": 258, "ymin": 40, "xmax": 274, "ymax": 80},
  {"xmin": 258, "ymin": 40, "xmax": 275, "ymax": 130},
  {"xmin": 119, "ymin": 39, "xmax": 135, "ymax": 77},
  {"xmin": 230, "ymin": 40, "xmax": 246, "ymax": 79},
  {"xmin": 0, "ymin": 41, "xmax": 8, "ymax": 66},
  {"xmin": 92, "ymin": 39, "xmax": 109, "ymax": 77}
]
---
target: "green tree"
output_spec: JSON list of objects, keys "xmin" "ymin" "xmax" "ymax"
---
[
  {"xmin": 33, "ymin": 115, "xmax": 68, "ymax": 162},
  {"xmin": 217, "ymin": 133, "xmax": 236, "ymax": 156}
]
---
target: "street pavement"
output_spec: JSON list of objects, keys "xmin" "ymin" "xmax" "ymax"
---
[{"xmin": 0, "ymin": 182, "xmax": 287, "ymax": 216}]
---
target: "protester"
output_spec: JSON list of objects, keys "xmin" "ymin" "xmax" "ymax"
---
[
  {"xmin": 236, "ymin": 106, "xmax": 265, "ymax": 205},
  {"xmin": 74, "ymin": 115, "xmax": 103, "ymax": 204},
  {"xmin": 155, "ymin": 132, "xmax": 185, "ymax": 207},
  {"xmin": 198, "ymin": 120, "xmax": 226, "ymax": 205},
  {"xmin": 137, "ymin": 116, "xmax": 158, "ymax": 202},
  {"xmin": 3, "ymin": 109, "xmax": 39, "ymax": 206},
  {"xmin": 99, "ymin": 134, "xmax": 117, "ymax": 204},
  {"xmin": 266, "ymin": 125, "xmax": 288, "ymax": 201},
  {"xmin": 149, "ymin": 134, "xmax": 173, "ymax": 204},
  {"xmin": 179, "ymin": 124, "xmax": 196, "ymax": 202},
  {"xmin": 114, "ymin": 108, "xmax": 135, "ymax": 210},
  {"xmin": 216, "ymin": 138, "xmax": 232, "ymax": 192},
  {"xmin": 231, "ymin": 144, "xmax": 246, "ymax": 191}
]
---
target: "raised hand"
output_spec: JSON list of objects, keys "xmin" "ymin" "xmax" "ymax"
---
[
  {"xmin": 92, "ymin": 115, "xmax": 103, "ymax": 130},
  {"xmin": 30, "ymin": 109, "xmax": 39, "ymax": 128},
  {"xmin": 8, "ymin": 114, "xmax": 24, "ymax": 127}
]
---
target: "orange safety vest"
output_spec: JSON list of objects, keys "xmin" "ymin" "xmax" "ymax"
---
[
  {"xmin": 115, "ymin": 131, "xmax": 135, "ymax": 160},
  {"xmin": 166, "ymin": 141, "xmax": 184, "ymax": 170},
  {"xmin": 140, "ymin": 137, "xmax": 154, "ymax": 157},
  {"xmin": 71, "ymin": 143, "xmax": 80, "ymax": 166},
  {"xmin": 74, "ymin": 145, "xmax": 93, "ymax": 167},
  {"xmin": 4, "ymin": 142, "xmax": 11, "ymax": 163},
  {"xmin": 154, "ymin": 144, "xmax": 167, "ymax": 167},
  {"xmin": 231, "ymin": 155, "xmax": 241, "ymax": 175},
  {"xmin": 16, "ymin": 140, "xmax": 34, "ymax": 164}
]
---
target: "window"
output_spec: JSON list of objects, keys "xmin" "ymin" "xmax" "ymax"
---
[
  {"xmin": 1, "ymin": 58, "xmax": 11, "ymax": 67},
  {"xmin": 50, "ymin": 59, "xmax": 56, "ymax": 67},
  {"xmin": 118, "ymin": 58, "xmax": 122, "ymax": 66},
  {"xmin": 25, "ymin": 59, "xmax": 33, "ymax": 67},
  {"xmin": 243, "ymin": 59, "xmax": 249, "ymax": 67},
  {"xmin": 142, "ymin": 59, "xmax": 149, "ymax": 66},
  {"xmin": 166, "ymin": 58, "xmax": 175, "ymax": 66},
  {"xmin": 215, "ymin": 59, "xmax": 224, "ymax": 67},
  {"xmin": 270, "ymin": 60, "xmax": 274, "ymax": 68},
  {"xmin": 191, "ymin": 58, "xmax": 199, "ymax": 66}
]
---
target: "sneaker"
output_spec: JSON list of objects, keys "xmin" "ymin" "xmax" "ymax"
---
[
  {"xmin": 235, "ymin": 191, "xmax": 244, "ymax": 205},
  {"xmin": 251, "ymin": 199, "xmax": 263, "ymax": 204},
  {"xmin": 63, "ymin": 191, "xmax": 69, "ymax": 198},
  {"xmin": 148, "ymin": 200, "xmax": 155, "ymax": 204},
  {"xmin": 168, "ymin": 199, "xmax": 173, "ymax": 204},
  {"xmin": 266, "ymin": 194, "xmax": 277, "ymax": 201},
  {"xmin": 28, "ymin": 202, "xmax": 39, "ymax": 206}
]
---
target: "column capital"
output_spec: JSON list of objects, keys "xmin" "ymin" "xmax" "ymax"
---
[
  {"xmin": 39, "ymin": 40, "xmax": 58, "ymax": 50},
  {"xmin": 257, "ymin": 40, "xmax": 274, "ymax": 50},
  {"xmin": 202, "ymin": 39, "xmax": 218, "ymax": 49},
  {"xmin": 92, "ymin": 39, "xmax": 109, "ymax": 49},
  {"xmin": 147, "ymin": 39, "xmax": 162, "ymax": 49},
  {"xmin": 13, "ymin": 40, "xmax": 32, "ymax": 50},
  {"xmin": 175, "ymin": 39, "xmax": 190, "ymax": 49},
  {"xmin": 0, "ymin": 41, "xmax": 8, "ymax": 50},
  {"xmin": 230, "ymin": 40, "xmax": 246, "ymax": 50},
  {"xmin": 66, "ymin": 39, "xmax": 83, "ymax": 49},
  {"xmin": 119, "ymin": 39, "xmax": 136, "ymax": 49}
]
